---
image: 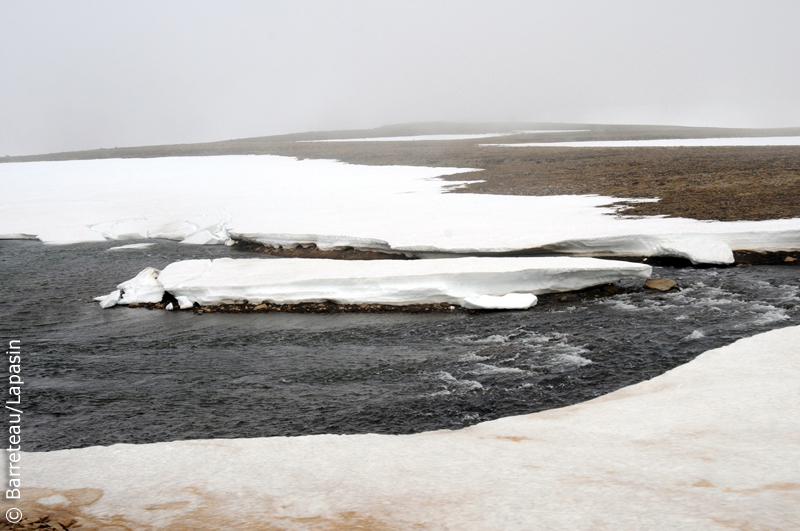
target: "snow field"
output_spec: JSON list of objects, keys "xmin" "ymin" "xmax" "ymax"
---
[{"xmin": 2, "ymin": 155, "xmax": 800, "ymax": 264}]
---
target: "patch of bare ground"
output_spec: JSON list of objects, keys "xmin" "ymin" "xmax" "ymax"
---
[{"xmin": 255, "ymin": 143, "xmax": 800, "ymax": 222}]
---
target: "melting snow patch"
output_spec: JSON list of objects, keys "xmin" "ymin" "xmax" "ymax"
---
[
  {"xmin": 299, "ymin": 130, "xmax": 590, "ymax": 142},
  {"xmin": 36, "ymin": 494, "xmax": 70, "ymax": 506},
  {"xmin": 483, "ymin": 136, "xmax": 800, "ymax": 147},
  {"xmin": 108, "ymin": 242, "xmax": 155, "ymax": 251},
  {"xmin": 3, "ymin": 156, "xmax": 800, "ymax": 264},
  {"xmin": 554, "ymin": 353, "xmax": 593, "ymax": 368},
  {"xmin": 434, "ymin": 371, "xmax": 484, "ymax": 392},
  {"xmin": 468, "ymin": 364, "xmax": 528, "ymax": 376}
]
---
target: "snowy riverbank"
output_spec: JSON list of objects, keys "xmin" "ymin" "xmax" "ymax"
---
[
  {"xmin": 9, "ymin": 325, "xmax": 799, "ymax": 530},
  {"xmin": 2, "ymin": 155, "xmax": 800, "ymax": 264}
]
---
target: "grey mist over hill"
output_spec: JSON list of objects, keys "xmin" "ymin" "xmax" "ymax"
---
[{"xmin": 2, "ymin": 0, "xmax": 799, "ymax": 156}]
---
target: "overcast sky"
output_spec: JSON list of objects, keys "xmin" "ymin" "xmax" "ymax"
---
[{"xmin": 2, "ymin": 0, "xmax": 799, "ymax": 156}]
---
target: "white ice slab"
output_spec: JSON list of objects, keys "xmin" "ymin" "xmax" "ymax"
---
[
  {"xmin": 107, "ymin": 242, "xmax": 154, "ymax": 251},
  {"xmin": 461, "ymin": 292, "xmax": 537, "ymax": 310},
  {"xmin": 99, "ymin": 256, "xmax": 651, "ymax": 308},
  {"xmin": 94, "ymin": 289, "xmax": 121, "ymax": 309},
  {"xmin": 11, "ymin": 325, "xmax": 800, "ymax": 530},
  {"xmin": 483, "ymin": 135, "xmax": 800, "ymax": 147},
  {"xmin": 300, "ymin": 130, "xmax": 589, "ymax": 142},
  {"xmin": 117, "ymin": 267, "xmax": 164, "ymax": 305},
  {"xmin": 2, "ymin": 155, "xmax": 800, "ymax": 264}
]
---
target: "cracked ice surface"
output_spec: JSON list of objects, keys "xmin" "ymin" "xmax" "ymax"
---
[{"xmin": 1, "ymin": 155, "xmax": 799, "ymax": 263}]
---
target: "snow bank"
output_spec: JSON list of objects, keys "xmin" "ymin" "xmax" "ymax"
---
[
  {"xmin": 12, "ymin": 325, "xmax": 800, "ymax": 530},
  {"xmin": 543, "ymin": 233, "xmax": 738, "ymax": 264},
  {"xmin": 2, "ymin": 155, "xmax": 799, "ymax": 264},
  {"xmin": 461, "ymin": 293, "xmax": 537, "ymax": 310},
  {"xmin": 300, "ymin": 130, "xmax": 589, "ymax": 142},
  {"xmin": 0, "ymin": 156, "xmax": 474, "ymax": 245},
  {"xmin": 98, "ymin": 257, "xmax": 651, "ymax": 309},
  {"xmin": 0, "ymin": 233, "xmax": 38, "ymax": 240},
  {"xmin": 94, "ymin": 267, "xmax": 164, "ymax": 308},
  {"xmin": 483, "ymin": 135, "xmax": 800, "ymax": 147},
  {"xmin": 107, "ymin": 242, "xmax": 154, "ymax": 251}
]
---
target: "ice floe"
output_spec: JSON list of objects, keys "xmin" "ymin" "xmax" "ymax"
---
[
  {"xmin": 97, "ymin": 256, "xmax": 652, "ymax": 309},
  {"xmin": 483, "ymin": 135, "xmax": 800, "ymax": 147},
  {"xmin": 107, "ymin": 242, "xmax": 154, "ymax": 251},
  {"xmin": 2, "ymin": 155, "xmax": 800, "ymax": 264},
  {"xmin": 12, "ymin": 325, "xmax": 800, "ymax": 530}
]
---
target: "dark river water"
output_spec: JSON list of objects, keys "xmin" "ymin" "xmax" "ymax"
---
[{"xmin": 1, "ymin": 240, "xmax": 798, "ymax": 452}]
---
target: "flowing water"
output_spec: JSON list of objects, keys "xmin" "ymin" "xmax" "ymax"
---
[{"xmin": 1, "ymin": 240, "xmax": 798, "ymax": 451}]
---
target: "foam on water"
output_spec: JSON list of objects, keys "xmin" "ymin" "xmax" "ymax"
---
[
  {"xmin": 554, "ymin": 352, "xmax": 593, "ymax": 368},
  {"xmin": 450, "ymin": 329, "xmax": 593, "ymax": 378},
  {"xmin": 602, "ymin": 299, "xmax": 641, "ymax": 311},
  {"xmin": 449, "ymin": 334, "xmax": 512, "ymax": 344},
  {"xmin": 682, "ymin": 330, "xmax": 706, "ymax": 341},
  {"xmin": 449, "ymin": 330, "xmax": 566, "ymax": 346},
  {"xmin": 108, "ymin": 242, "xmax": 155, "ymax": 251},
  {"xmin": 468, "ymin": 363, "xmax": 529, "ymax": 376},
  {"xmin": 750, "ymin": 307, "xmax": 790, "ymax": 325},
  {"xmin": 433, "ymin": 371, "xmax": 485, "ymax": 393}
]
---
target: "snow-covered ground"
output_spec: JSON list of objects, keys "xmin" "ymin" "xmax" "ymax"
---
[
  {"xmin": 2, "ymin": 155, "xmax": 800, "ymax": 264},
  {"xmin": 96, "ymin": 256, "xmax": 652, "ymax": 309},
  {"xmin": 10, "ymin": 325, "xmax": 800, "ymax": 530},
  {"xmin": 483, "ymin": 135, "xmax": 800, "ymax": 147},
  {"xmin": 299, "ymin": 130, "xmax": 589, "ymax": 142}
]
